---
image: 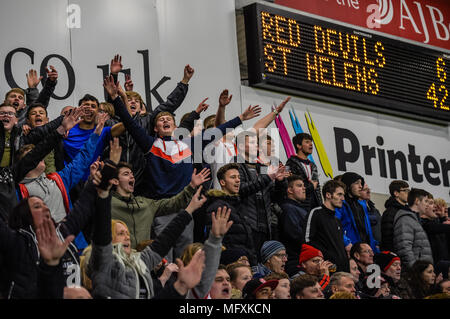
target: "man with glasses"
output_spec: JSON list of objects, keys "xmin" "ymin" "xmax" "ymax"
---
[
  {"xmin": 381, "ymin": 180, "xmax": 410, "ymax": 252},
  {"xmin": 350, "ymin": 242, "xmax": 374, "ymax": 283},
  {"xmin": 252, "ymin": 240, "xmax": 288, "ymax": 278}
]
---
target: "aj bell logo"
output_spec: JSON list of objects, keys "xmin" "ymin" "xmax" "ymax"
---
[{"xmin": 366, "ymin": 0, "xmax": 450, "ymax": 43}]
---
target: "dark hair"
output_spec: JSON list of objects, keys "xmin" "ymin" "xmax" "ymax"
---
[
  {"xmin": 78, "ymin": 94, "xmax": 99, "ymax": 107},
  {"xmin": 287, "ymin": 174, "xmax": 304, "ymax": 187},
  {"xmin": 349, "ymin": 242, "xmax": 367, "ymax": 260},
  {"xmin": 407, "ymin": 188, "xmax": 430, "ymax": 207},
  {"xmin": 322, "ymin": 180, "xmax": 346, "ymax": 199},
  {"xmin": 405, "ymin": 260, "xmax": 434, "ymax": 299},
  {"xmin": 290, "ymin": 274, "xmax": 318, "ymax": 298},
  {"xmin": 9, "ymin": 197, "xmax": 35, "ymax": 230},
  {"xmin": 217, "ymin": 163, "xmax": 240, "ymax": 182},
  {"xmin": 264, "ymin": 272, "xmax": 289, "ymax": 281},
  {"xmin": 438, "ymin": 279, "xmax": 450, "ymax": 293},
  {"xmin": 26, "ymin": 103, "xmax": 48, "ymax": 120},
  {"xmin": 292, "ymin": 133, "xmax": 312, "ymax": 153},
  {"xmin": 117, "ymin": 161, "xmax": 133, "ymax": 171},
  {"xmin": 389, "ymin": 180, "xmax": 409, "ymax": 197}
]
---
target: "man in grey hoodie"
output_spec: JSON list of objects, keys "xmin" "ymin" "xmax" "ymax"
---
[{"xmin": 393, "ymin": 188, "xmax": 433, "ymax": 269}]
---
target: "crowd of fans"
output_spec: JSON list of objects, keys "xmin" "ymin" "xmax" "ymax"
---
[{"xmin": 0, "ymin": 55, "xmax": 449, "ymax": 300}]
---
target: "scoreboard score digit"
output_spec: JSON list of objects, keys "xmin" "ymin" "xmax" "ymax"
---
[{"xmin": 243, "ymin": 3, "xmax": 450, "ymax": 122}]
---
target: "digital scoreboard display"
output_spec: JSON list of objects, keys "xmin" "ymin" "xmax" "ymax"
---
[{"xmin": 243, "ymin": 3, "xmax": 450, "ymax": 122}]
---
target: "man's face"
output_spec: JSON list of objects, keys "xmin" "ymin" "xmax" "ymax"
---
[
  {"xmin": 350, "ymin": 179, "xmax": 363, "ymax": 198},
  {"xmin": 440, "ymin": 281, "xmax": 450, "ymax": 294},
  {"xmin": 332, "ymin": 276, "xmax": 356, "ymax": 296},
  {"xmin": 328, "ymin": 187, "xmax": 345, "ymax": 209},
  {"xmin": 297, "ymin": 282, "xmax": 324, "ymax": 299},
  {"xmin": 154, "ymin": 115, "xmax": 176, "ymax": 136},
  {"xmin": 259, "ymin": 139, "xmax": 273, "ymax": 158},
  {"xmin": 231, "ymin": 266, "xmax": 252, "ymax": 291},
  {"xmin": 113, "ymin": 222, "xmax": 131, "ymax": 255},
  {"xmin": 301, "ymin": 256, "xmax": 323, "ymax": 276},
  {"xmin": 6, "ymin": 91, "xmax": 25, "ymax": 110},
  {"xmin": 29, "ymin": 197, "xmax": 51, "ymax": 229},
  {"xmin": 266, "ymin": 250, "xmax": 287, "ymax": 274},
  {"xmin": 245, "ymin": 135, "xmax": 258, "ymax": 160},
  {"xmin": 288, "ymin": 180, "xmax": 306, "ymax": 202},
  {"xmin": 80, "ymin": 100, "xmax": 98, "ymax": 124},
  {"xmin": 28, "ymin": 106, "xmax": 48, "ymax": 128},
  {"xmin": 355, "ymin": 244, "xmax": 374, "ymax": 266},
  {"xmin": 0, "ymin": 106, "xmax": 17, "ymax": 131},
  {"xmin": 434, "ymin": 204, "xmax": 448, "ymax": 219},
  {"xmin": 114, "ymin": 167, "xmax": 135, "ymax": 195},
  {"xmin": 220, "ymin": 168, "xmax": 240, "ymax": 195},
  {"xmin": 395, "ymin": 187, "xmax": 410, "ymax": 205},
  {"xmin": 273, "ymin": 278, "xmax": 290, "ymax": 299},
  {"xmin": 415, "ymin": 196, "xmax": 429, "ymax": 215},
  {"xmin": 298, "ymin": 139, "xmax": 313, "ymax": 156},
  {"xmin": 424, "ymin": 198, "xmax": 437, "ymax": 218},
  {"xmin": 209, "ymin": 269, "xmax": 232, "ymax": 299},
  {"xmin": 385, "ymin": 260, "xmax": 401, "ymax": 282},
  {"xmin": 349, "ymin": 259, "xmax": 361, "ymax": 283},
  {"xmin": 360, "ymin": 184, "xmax": 371, "ymax": 201},
  {"xmin": 255, "ymin": 286, "xmax": 274, "ymax": 299},
  {"xmin": 127, "ymin": 96, "xmax": 142, "ymax": 116}
]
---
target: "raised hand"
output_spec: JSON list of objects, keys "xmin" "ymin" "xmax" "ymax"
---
[
  {"xmin": 219, "ymin": 89, "xmax": 233, "ymax": 107},
  {"xmin": 103, "ymin": 75, "xmax": 119, "ymax": 100},
  {"xmin": 190, "ymin": 168, "xmax": 211, "ymax": 188},
  {"xmin": 181, "ymin": 64, "xmax": 194, "ymax": 84},
  {"xmin": 109, "ymin": 137, "xmax": 122, "ymax": 164},
  {"xmin": 211, "ymin": 206, "xmax": 233, "ymax": 238},
  {"xmin": 124, "ymin": 74, "xmax": 134, "ymax": 92},
  {"xmin": 45, "ymin": 65, "xmax": 59, "ymax": 82},
  {"xmin": 274, "ymin": 96, "xmax": 291, "ymax": 114},
  {"xmin": 60, "ymin": 107, "xmax": 84, "ymax": 133},
  {"xmin": 89, "ymin": 157, "xmax": 101, "ymax": 181},
  {"xmin": 275, "ymin": 164, "xmax": 290, "ymax": 181},
  {"xmin": 36, "ymin": 216, "xmax": 75, "ymax": 266},
  {"xmin": 195, "ymin": 98, "xmax": 209, "ymax": 114},
  {"xmin": 94, "ymin": 112, "xmax": 109, "ymax": 135},
  {"xmin": 174, "ymin": 249, "xmax": 206, "ymax": 295},
  {"xmin": 26, "ymin": 69, "xmax": 43, "ymax": 88},
  {"xmin": 22, "ymin": 124, "xmax": 31, "ymax": 136},
  {"xmin": 185, "ymin": 186, "xmax": 207, "ymax": 214},
  {"xmin": 319, "ymin": 260, "xmax": 335, "ymax": 276},
  {"xmin": 110, "ymin": 54, "xmax": 123, "ymax": 74},
  {"xmin": 239, "ymin": 105, "xmax": 262, "ymax": 121}
]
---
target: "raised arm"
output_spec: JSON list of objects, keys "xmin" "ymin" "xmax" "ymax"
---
[
  {"xmin": 188, "ymin": 206, "xmax": 233, "ymax": 299},
  {"xmin": 141, "ymin": 187, "xmax": 207, "ymax": 270},
  {"xmin": 214, "ymin": 89, "xmax": 233, "ymax": 127},
  {"xmin": 104, "ymin": 75, "xmax": 155, "ymax": 152},
  {"xmin": 252, "ymin": 96, "xmax": 290, "ymax": 131}
]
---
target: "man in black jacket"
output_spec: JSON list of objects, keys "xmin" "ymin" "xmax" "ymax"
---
[
  {"xmin": 199, "ymin": 163, "xmax": 254, "ymax": 262},
  {"xmin": 380, "ymin": 180, "xmax": 410, "ymax": 252},
  {"xmin": 419, "ymin": 194, "xmax": 450, "ymax": 271},
  {"xmin": 304, "ymin": 179, "xmax": 350, "ymax": 272},
  {"xmin": 279, "ymin": 175, "xmax": 308, "ymax": 276},
  {"xmin": 286, "ymin": 133, "xmax": 322, "ymax": 212}
]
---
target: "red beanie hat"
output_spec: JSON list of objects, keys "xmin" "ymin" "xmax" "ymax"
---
[{"xmin": 298, "ymin": 244, "xmax": 323, "ymax": 265}]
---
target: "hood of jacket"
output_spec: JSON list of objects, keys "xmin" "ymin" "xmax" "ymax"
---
[
  {"xmin": 393, "ymin": 208, "xmax": 418, "ymax": 225},
  {"xmin": 384, "ymin": 196, "xmax": 407, "ymax": 210}
]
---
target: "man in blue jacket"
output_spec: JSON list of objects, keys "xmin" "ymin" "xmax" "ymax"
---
[{"xmin": 335, "ymin": 172, "xmax": 379, "ymax": 254}]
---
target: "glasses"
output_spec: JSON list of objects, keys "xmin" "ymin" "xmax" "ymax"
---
[
  {"xmin": 361, "ymin": 249, "xmax": 374, "ymax": 255},
  {"xmin": 399, "ymin": 188, "xmax": 410, "ymax": 193},
  {"xmin": 0, "ymin": 111, "xmax": 16, "ymax": 117},
  {"xmin": 274, "ymin": 253, "xmax": 288, "ymax": 259}
]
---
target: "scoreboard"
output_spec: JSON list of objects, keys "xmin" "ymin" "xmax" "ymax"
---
[{"xmin": 243, "ymin": 3, "xmax": 450, "ymax": 122}]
